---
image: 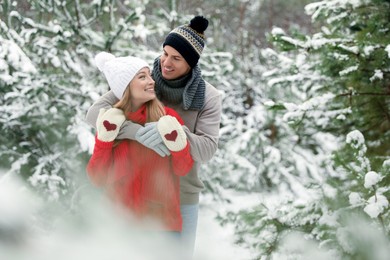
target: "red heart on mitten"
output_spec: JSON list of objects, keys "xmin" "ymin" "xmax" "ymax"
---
[
  {"xmin": 164, "ymin": 130, "xmax": 178, "ymax": 141},
  {"xmin": 103, "ymin": 120, "xmax": 117, "ymax": 131}
]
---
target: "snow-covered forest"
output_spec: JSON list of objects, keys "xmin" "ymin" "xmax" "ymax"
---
[{"xmin": 1, "ymin": 0, "xmax": 389, "ymax": 259}]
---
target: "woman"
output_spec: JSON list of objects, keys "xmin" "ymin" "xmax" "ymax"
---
[{"xmin": 87, "ymin": 52, "xmax": 194, "ymax": 232}]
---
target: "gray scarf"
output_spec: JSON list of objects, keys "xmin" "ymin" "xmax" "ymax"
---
[{"xmin": 152, "ymin": 57, "xmax": 205, "ymax": 110}]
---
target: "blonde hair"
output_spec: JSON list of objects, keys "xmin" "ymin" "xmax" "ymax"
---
[{"xmin": 114, "ymin": 80, "xmax": 166, "ymax": 123}]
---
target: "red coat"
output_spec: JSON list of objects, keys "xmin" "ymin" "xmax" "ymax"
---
[{"xmin": 86, "ymin": 105, "xmax": 193, "ymax": 231}]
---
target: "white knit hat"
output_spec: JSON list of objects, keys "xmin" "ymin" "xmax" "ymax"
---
[{"xmin": 95, "ymin": 52, "xmax": 150, "ymax": 99}]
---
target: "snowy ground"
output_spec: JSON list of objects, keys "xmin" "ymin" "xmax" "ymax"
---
[
  {"xmin": 194, "ymin": 191, "xmax": 260, "ymax": 260},
  {"xmin": 194, "ymin": 207, "xmax": 253, "ymax": 260}
]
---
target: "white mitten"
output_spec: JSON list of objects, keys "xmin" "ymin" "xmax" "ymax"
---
[
  {"xmin": 157, "ymin": 115, "xmax": 187, "ymax": 152},
  {"xmin": 96, "ymin": 108, "xmax": 126, "ymax": 142}
]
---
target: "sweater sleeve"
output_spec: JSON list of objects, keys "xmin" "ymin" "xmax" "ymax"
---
[
  {"xmin": 86, "ymin": 90, "xmax": 118, "ymax": 127},
  {"xmin": 165, "ymin": 107, "xmax": 194, "ymax": 176},
  {"xmin": 85, "ymin": 90, "xmax": 142, "ymax": 140},
  {"xmin": 86, "ymin": 136, "xmax": 115, "ymax": 186},
  {"xmin": 170, "ymin": 143, "xmax": 193, "ymax": 176},
  {"xmin": 184, "ymin": 90, "xmax": 222, "ymax": 163}
]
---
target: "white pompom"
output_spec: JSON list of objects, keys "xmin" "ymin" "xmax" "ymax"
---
[{"xmin": 95, "ymin": 52, "xmax": 115, "ymax": 71}]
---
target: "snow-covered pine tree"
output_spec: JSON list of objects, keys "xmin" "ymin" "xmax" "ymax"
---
[
  {"xmin": 220, "ymin": 0, "xmax": 390, "ymax": 258},
  {"xmin": 200, "ymin": 1, "xmax": 326, "ymax": 197},
  {"xmin": 0, "ymin": 0, "xmax": 156, "ymax": 201}
]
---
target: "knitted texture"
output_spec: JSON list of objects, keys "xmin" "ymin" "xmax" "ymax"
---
[
  {"xmin": 152, "ymin": 57, "xmax": 205, "ymax": 110},
  {"xmin": 135, "ymin": 122, "xmax": 165, "ymax": 151},
  {"xmin": 124, "ymin": 105, "xmax": 170, "ymax": 157},
  {"xmin": 96, "ymin": 108, "xmax": 126, "ymax": 142},
  {"xmin": 163, "ymin": 16, "xmax": 208, "ymax": 68},
  {"xmin": 87, "ymin": 106, "xmax": 194, "ymax": 231},
  {"xmin": 95, "ymin": 52, "xmax": 150, "ymax": 99},
  {"xmin": 157, "ymin": 115, "xmax": 187, "ymax": 152}
]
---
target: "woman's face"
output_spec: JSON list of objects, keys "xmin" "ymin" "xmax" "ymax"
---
[
  {"xmin": 129, "ymin": 67, "xmax": 156, "ymax": 109},
  {"xmin": 160, "ymin": 45, "xmax": 191, "ymax": 80}
]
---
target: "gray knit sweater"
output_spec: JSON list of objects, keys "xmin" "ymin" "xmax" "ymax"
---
[{"xmin": 85, "ymin": 81, "xmax": 222, "ymax": 204}]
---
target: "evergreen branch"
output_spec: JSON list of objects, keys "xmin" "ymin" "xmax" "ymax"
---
[
  {"xmin": 82, "ymin": 0, "xmax": 106, "ymax": 27},
  {"xmin": 105, "ymin": 12, "xmax": 138, "ymax": 51},
  {"xmin": 337, "ymin": 92, "xmax": 390, "ymax": 97},
  {"xmin": 58, "ymin": 3, "xmax": 79, "ymax": 35},
  {"xmin": 74, "ymin": 0, "xmax": 82, "ymax": 30},
  {"xmin": 8, "ymin": 12, "xmax": 58, "ymax": 34}
]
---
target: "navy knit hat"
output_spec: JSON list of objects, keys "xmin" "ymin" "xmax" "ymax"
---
[{"xmin": 163, "ymin": 16, "xmax": 209, "ymax": 68}]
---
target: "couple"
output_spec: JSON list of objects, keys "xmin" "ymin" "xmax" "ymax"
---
[{"xmin": 86, "ymin": 16, "xmax": 222, "ymax": 258}]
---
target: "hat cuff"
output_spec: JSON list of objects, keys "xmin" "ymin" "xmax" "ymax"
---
[{"xmin": 163, "ymin": 34, "xmax": 199, "ymax": 68}]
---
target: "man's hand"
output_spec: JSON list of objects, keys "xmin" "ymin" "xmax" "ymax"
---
[{"xmin": 135, "ymin": 122, "xmax": 171, "ymax": 157}]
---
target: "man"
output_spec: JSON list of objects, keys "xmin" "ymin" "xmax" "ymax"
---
[{"xmin": 86, "ymin": 15, "xmax": 222, "ymax": 257}]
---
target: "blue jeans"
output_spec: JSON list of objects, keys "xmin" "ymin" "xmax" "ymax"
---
[{"xmin": 180, "ymin": 204, "xmax": 199, "ymax": 258}]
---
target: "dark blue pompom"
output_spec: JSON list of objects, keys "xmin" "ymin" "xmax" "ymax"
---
[{"xmin": 189, "ymin": 16, "xmax": 208, "ymax": 34}]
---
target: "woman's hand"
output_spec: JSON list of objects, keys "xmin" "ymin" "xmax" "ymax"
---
[
  {"xmin": 96, "ymin": 108, "xmax": 126, "ymax": 142},
  {"xmin": 157, "ymin": 115, "xmax": 187, "ymax": 152}
]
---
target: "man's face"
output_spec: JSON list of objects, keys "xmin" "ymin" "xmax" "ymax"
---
[{"xmin": 160, "ymin": 45, "xmax": 191, "ymax": 80}]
